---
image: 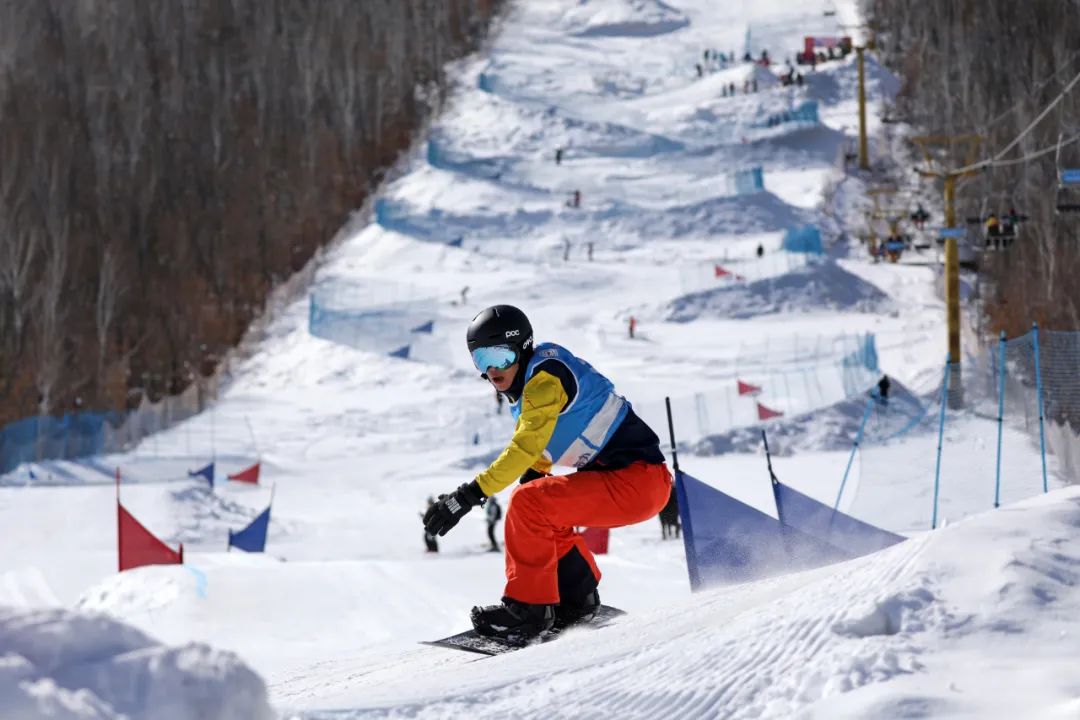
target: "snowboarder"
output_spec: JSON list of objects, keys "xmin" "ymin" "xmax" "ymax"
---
[
  {"xmin": 422, "ymin": 497, "xmax": 439, "ymax": 553},
  {"xmin": 423, "ymin": 305, "xmax": 671, "ymax": 640},
  {"xmin": 486, "ymin": 495, "xmax": 503, "ymax": 552}
]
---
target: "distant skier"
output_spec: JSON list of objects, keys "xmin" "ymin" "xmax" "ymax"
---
[
  {"xmin": 555, "ymin": 147, "xmax": 563, "ymax": 165},
  {"xmin": 423, "ymin": 497, "xmax": 439, "ymax": 553},
  {"xmin": 876, "ymin": 375, "xmax": 891, "ymax": 405},
  {"xmin": 659, "ymin": 487, "xmax": 680, "ymax": 539},
  {"xmin": 423, "ymin": 306, "xmax": 671, "ymax": 640},
  {"xmin": 486, "ymin": 495, "xmax": 503, "ymax": 552},
  {"xmin": 628, "ymin": 316, "xmax": 636, "ymax": 339},
  {"xmin": 756, "ymin": 243, "xmax": 764, "ymax": 258}
]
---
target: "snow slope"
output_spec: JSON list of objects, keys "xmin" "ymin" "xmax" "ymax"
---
[
  {"xmin": 291, "ymin": 487, "xmax": 1080, "ymax": 719},
  {"xmin": 0, "ymin": 0, "xmax": 1074, "ymax": 717},
  {"xmin": 0, "ymin": 604, "xmax": 273, "ymax": 720}
]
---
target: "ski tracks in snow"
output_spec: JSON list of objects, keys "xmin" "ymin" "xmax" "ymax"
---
[{"xmin": 287, "ymin": 535, "xmax": 938, "ymax": 719}]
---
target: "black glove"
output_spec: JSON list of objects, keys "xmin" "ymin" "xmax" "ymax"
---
[
  {"xmin": 519, "ymin": 468, "xmax": 549, "ymax": 485},
  {"xmin": 423, "ymin": 480, "xmax": 485, "ymax": 537}
]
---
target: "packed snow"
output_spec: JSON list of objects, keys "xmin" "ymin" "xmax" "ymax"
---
[{"xmin": 1, "ymin": 0, "xmax": 1075, "ymax": 718}]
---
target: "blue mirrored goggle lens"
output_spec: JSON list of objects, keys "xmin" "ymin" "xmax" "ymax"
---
[{"xmin": 471, "ymin": 345, "xmax": 517, "ymax": 372}]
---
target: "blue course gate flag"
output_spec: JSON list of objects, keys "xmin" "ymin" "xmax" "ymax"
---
[
  {"xmin": 188, "ymin": 462, "xmax": 215, "ymax": 488},
  {"xmin": 228, "ymin": 504, "xmax": 271, "ymax": 553},
  {"xmin": 772, "ymin": 482, "xmax": 903, "ymax": 556},
  {"xmin": 676, "ymin": 471, "xmax": 848, "ymax": 591}
]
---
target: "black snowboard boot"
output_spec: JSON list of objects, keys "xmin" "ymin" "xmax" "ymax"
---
[
  {"xmin": 471, "ymin": 597, "xmax": 554, "ymax": 640},
  {"xmin": 554, "ymin": 589, "xmax": 601, "ymax": 629}
]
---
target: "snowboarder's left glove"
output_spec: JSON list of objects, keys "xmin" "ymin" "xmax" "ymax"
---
[{"xmin": 423, "ymin": 480, "xmax": 485, "ymax": 537}]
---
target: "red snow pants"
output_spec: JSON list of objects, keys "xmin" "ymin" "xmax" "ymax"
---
[{"xmin": 503, "ymin": 461, "xmax": 672, "ymax": 605}]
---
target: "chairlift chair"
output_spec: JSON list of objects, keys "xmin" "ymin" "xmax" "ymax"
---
[{"xmin": 1056, "ymin": 169, "xmax": 1080, "ymax": 213}]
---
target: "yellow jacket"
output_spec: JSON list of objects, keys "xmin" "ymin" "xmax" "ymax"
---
[{"xmin": 475, "ymin": 371, "xmax": 566, "ymax": 496}]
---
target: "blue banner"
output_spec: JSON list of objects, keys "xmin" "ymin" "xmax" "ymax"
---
[
  {"xmin": 676, "ymin": 471, "xmax": 848, "ymax": 590},
  {"xmin": 772, "ymin": 482, "xmax": 903, "ymax": 556}
]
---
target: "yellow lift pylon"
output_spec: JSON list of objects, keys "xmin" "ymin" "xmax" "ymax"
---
[{"xmin": 912, "ymin": 135, "xmax": 985, "ymax": 407}]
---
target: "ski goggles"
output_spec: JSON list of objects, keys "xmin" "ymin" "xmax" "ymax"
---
[{"xmin": 471, "ymin": 344, "xmax": 518, "ymax": 373}]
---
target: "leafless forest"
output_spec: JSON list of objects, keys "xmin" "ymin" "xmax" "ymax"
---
[
  {"xmin": 867, "ymin": 0, "xmax": 1080, "ymax": 338},
  {"xmin": 0, "ymin": 0, "xmax": 502, "ymax": 425}
]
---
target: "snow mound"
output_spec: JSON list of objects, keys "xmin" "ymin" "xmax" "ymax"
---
[
  {"xmin": 667, "ymin": 259, "xmax": 895, "ymax": 321},
  {"xmin": 561, "ymin": 0, "xmax": 689, "ymax": 38},
  {"xmin": 0, "ymin": 604, "xmax": 273, "ymax": 720}
]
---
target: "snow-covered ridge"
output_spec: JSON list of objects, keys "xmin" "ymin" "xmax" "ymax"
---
[{"xmin": 0, "ymin": 605, "xmax": 273, "ymax": 720}]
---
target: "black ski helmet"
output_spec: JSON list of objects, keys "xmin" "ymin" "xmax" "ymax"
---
[{"xmin": 466, "ymin": 305, "xmax": 533, "ymax": 357}]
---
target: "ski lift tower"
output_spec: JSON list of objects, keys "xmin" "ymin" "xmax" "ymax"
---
[{"xmin": 913, "ymin": 135, "xmax": 984, "ymax": 408}]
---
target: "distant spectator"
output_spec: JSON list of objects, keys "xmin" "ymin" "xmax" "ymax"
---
[
  {"xmin": 876, "ymin": 375, "xmax": 891, "ymax": 405},
  {"xmin": 587, "ymin": 241, "xmax": 595, "ymax": 261},
  {"xmin": 985, "ymin": 213, "xmax": 1000, "ymax": 249},
  {"xmin": 563, "ymin": 237, "xmax": 572, "ymax": 261},
  {"xmin": 695, "ymin": 63, "xmax": 703, "ymax": 78},
  {"xmin": 756, "ymin": 243, "xmax": 764, "ymax": 258},
  {"xmin": 628, "ymin": 316, "xmax": 637, "ymax": 339},
  {"xmin": 460, "ymin": 285, "xmax": 470, "ymax": 305},
  {"xmin": 495, "ymin": 389, "xmax": 504, "ymax": 415},
  {"xmin": 555, "ymin": 147, "xmax": 563, "ymax": 165},
  {"xmin": 659, "ymin": 487, "xmax": 680, "ymax": 539},
  {"xmin": 567, "ymin": 190, "xmax": 581, "ymax": 209},
  {"xmin": 795, "ymin": 72, "xmax": 804, "ymax": 87},
  {"xmin": 752, "ymin": 78, "xmax": 758, "ymax": 93},
  {"xmin": 486, "ymin": 495, "xmax": 503, "ymax": 552}
]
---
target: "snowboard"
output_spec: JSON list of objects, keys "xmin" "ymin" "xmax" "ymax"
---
[{"xmin": 422, "ymin": 605, "xmax": 626, "ymax": 656}]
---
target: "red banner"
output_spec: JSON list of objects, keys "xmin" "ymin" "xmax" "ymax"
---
[
  {"xmin": 737, "ymin": 380, "xmax": 762, "ymax": 396},
  {"xmin": 714, "ymin": 264, "xmax": 731, "ymax": 278},
  {"xmin": 757, "ymin": 402, "xmax": 784, "ymax": 421},
  {"xmin": 118, "ymin": 503, "xmax": 183, "ymax": 572},
  {"xmin": 228, "ymin": 462, "xmax": 261, "ymax": 485}
]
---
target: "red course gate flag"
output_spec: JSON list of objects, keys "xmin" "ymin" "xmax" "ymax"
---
[
  {"xmin": 116, "ymin": 469, "xmax": 183, "ymax": 572},
  {"xmin": 737, "ymin": 380, "xmax": 762, "ymax": 396},
  {"xmin": 228, "ymin": 462, "xmax": 261, "ymax": 485}
]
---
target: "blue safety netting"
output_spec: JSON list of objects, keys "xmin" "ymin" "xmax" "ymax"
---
[
  {"xmin": 733, "ymin": 166, "xmax": 764, "ymax": 195},
  {"xmin": 308, "ymin": 287, "xmax": 442, "ymax": 362},
  {"xmin": 1, "ymin": 411, "xmax": 125, "ymax": 476},
  {"xmin": 781, "ymin": 225, "xmax": 824, "ymax": 254},
  {"xmin": 758, "ymin": 101, "xmax": 820, "ymax": 129},
  {"xmin": 228, "ymin": 504, "xmax": 271, "ymax": 553}
]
